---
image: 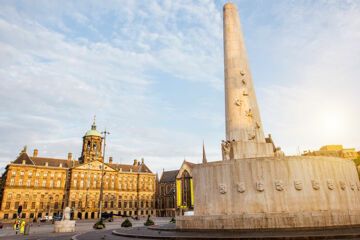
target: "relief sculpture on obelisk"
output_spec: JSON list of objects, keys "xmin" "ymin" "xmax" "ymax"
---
[{"xmin": 222, "ymin": 3, "xmax": 274, "ymax": 160}]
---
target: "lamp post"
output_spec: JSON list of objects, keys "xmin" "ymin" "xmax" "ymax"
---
[{"xmin": 99, "ymin": 129, "xmax": 110, "ymax": 220}]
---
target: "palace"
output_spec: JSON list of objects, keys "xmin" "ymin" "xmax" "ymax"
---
[{"xmin": 0, "ymin": 120, "xmax": 156, "ymax": 222}]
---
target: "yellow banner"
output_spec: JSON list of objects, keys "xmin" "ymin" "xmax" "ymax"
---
[
  {"xmin": 176, "ymin": 180, "xmax": 181, "ymax": 207},
  {"xmin": 190, "ymin": 178, "xmax": 194, "ymax": 206}
]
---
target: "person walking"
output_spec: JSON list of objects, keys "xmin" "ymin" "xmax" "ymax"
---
[
  {"xmin": 14, "ymin": 219, "xmax": 20, "ymax": 235},
  {"xmin": 20, "ymin": 220, "xmax": 25, "ymax": 234}
]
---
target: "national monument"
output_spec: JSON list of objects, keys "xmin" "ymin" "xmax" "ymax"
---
[{"xmin": 176, "ymin": 2, "xmax": 360, "ymax": 230}]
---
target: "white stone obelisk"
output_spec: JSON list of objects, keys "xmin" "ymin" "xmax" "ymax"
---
[{"xmin": 222, "ymin": 3, "xmax": 273, "ymax": 159}]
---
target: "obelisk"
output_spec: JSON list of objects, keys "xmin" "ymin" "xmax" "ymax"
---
[{"xmin": 222, "ymin": 3, "xmax": 273, "ymax": 159}]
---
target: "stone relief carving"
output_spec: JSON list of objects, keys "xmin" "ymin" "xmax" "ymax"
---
[
  {"xmin": 237, "ymin": 182, "xmax": 246, "ymax": 193},
  {"xmin": 241, "ymin": 79, "xmax": 246, "ymax": 85},
  {"xmin": 350, "ymin": 183, "xmax": 356, "ymax": 191},
  {"xmin": 311, "ymin": 180, "xmax": 320, "ymax": 190},
  {"xmin": 240, "ymin": 70, "xmax": 245, "ymax": 76},
  {"xmin": 357, "ymin": 183, "xmax": 360, "ymax": 191},
  {"xmin": 327, "ymin": 179, "xmax": 335, "ymax": 190},
  {"xmin": 256, "ymin": 181, "xmax": 264, "ymax": 192},
  {"xmin": 275, "ymin": 180, "xmax": 284, "ymax": 191},
  {"xmin": 234, "ymin": 99, "xmax": 242, "ymax": 106},
  {"xmin": 221, "ymin": 141, "xmax": 231, "ymax": 161},
  {"xmin": 294, "ymin": 180, "xmax": 303, "ymax": 190},
  {"xmin": 219, "ymin": 184, "xmax": 227, "ymax": 194},
  {"xmin": 339, "ymin": 181, "xmax": 346, "ymax": 190},
  {"xmin": 243, "ymin": 91, "xmax": 249, "ymax": 96},
  {"xmin": 245, "ymin": 108, "xmax": 253, "ymax": 118}
]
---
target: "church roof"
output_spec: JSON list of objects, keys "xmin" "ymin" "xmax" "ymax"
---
[{"xmin": 160, "ymin": 170, "xmax": 179, "ymax": 183}]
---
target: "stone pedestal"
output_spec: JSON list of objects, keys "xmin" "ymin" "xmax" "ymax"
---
[
  {"xmin": 54, "ymin": 220, "xmax": 76, "ymax": 233},
  {"xmin": 177, "ymin": 156, "xmax": 360, "ymax": 230}
]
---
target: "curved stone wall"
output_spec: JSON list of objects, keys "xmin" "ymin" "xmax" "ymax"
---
[{"xmin": 177, "ymin": 156, "xmax": 360, "ymax": 229}]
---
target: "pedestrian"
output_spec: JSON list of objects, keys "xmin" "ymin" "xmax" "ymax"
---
[
  {"xmin": 20, "ymin": 220, "xmax": 26, "ymax": 234},
  {"xmin": 14, "ymin": 220, "xmax": 20, "ymax": 235}
]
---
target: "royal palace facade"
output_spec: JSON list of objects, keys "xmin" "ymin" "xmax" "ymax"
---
[{"xmin": 0, "ymin": 120, "xmax": 156, "ymax": 222}]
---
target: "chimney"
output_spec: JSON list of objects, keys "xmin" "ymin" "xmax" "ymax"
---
[
  {"xmin": 33, "ymin": 149, "xmax": 38, "ymax": 158},
  {"xmin": 109, "ymin": 157, "xmax": 113, "ymax": 164},
  {"xmin": 68, "ymin": 153, "xmax": 72, "ymax": 161},
  {"xmin": 133, "ymin": 159, "xmax": 137, "ymax": 166}
]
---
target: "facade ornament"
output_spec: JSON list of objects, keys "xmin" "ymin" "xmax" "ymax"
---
[
  {"xmin": 275, "ymin": 180, "xmax": 284, "ymax": 191},
  {"xmin": 311, "ymin": 180, "xmax": 320, "ymax": 190},
  {"xmin": 256, "ymin": 181, "xmax": 264, "ymax": 192},
  {"xmin": 237, "ymin": 182, "xmax": 246, "ymax": 193},
  {"xmin": 350, "ymin": 183, "xmax": 356, "ymax": 191},
  {"xmin": 241, "ymin": 79, "xmax": 246, "ymax": 85},
  {"xmin": 240, "ymin": 70, "xmax": 245, "ymax": 76},
  {"xmin": 219, "ymin": 184, "xmax": 227, "ymax": 194},
  {"xmin": 339, "ymin": 181, "xmax": 346, "ymax": 190},
  {"xmin": 327, "ymin": 179, "xmax": 335, "ymax": 190},
  {"xmin": 243, "ymin": 91, "xmax": 249, "ymax": 96},
  {"xmin": 294, "ymin": 180, "xmax": 303, "ymax": 191}
]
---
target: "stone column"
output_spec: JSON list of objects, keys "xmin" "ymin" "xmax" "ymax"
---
[{"xmin": 223, "ymin": 3, "xmax": 265, "ymax": 143}]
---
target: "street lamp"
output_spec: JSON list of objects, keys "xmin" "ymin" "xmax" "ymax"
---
[{"xmin": 99, "ymin": 129, "xmax": 110, "ymax": 220}]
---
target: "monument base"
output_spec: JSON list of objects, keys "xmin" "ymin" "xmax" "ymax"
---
[
  {"xmin": 177, "ymin": 210, "xmax": 360, "ymax": 230},
  {"xmin": 54, "ymin": 220, "xmax": 76, "ymax": 233}
]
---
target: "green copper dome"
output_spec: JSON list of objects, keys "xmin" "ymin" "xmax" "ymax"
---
[
  {"xmin": 85, "ymin": 129, "xmax": 102, "ymax": 137},
  {"xmin": 85, "ymin": 116, "xmax": 102, "ymax": 137}
]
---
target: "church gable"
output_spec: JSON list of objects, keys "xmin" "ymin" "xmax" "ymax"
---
[{"xmin": 73, "ymin": 160, "xmax": 116, "ymax": 172}]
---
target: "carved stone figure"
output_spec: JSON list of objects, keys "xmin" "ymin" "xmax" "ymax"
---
[
  {"xmin": 294, "ymin": 180, "xmax": 303, "ymax": 190},
  {"xmin": 219, "ymin": 184, "xmax": 227, "ymax": 194},
  {"xmin": 275, "ymin": 180, "xmax": 284, "ymax": 191},
  {"xmin": 235, "ymin": 99, "xmax": 242, "ymax": 106},
  {"xmin": 237, "ymin": 182, "xmax": 246, "ymax": 193},
  {"xmin": 327, "ymin": 179, "xmax": 335, "ymax": 190},
  {"xmin": 221, "ymin": 141, "xmax": 231, "ymax": 161},
  {"xmin": 64, "ymin": 206, "xmax": 71, "ymax": 220},
  {"xmin": 311, "ymin": 180, "xmax": 320, "ymax": 190},
  {"xmin": 350, "ymin": 183, "xmax": 356, "ymax": 190},
  {"xmin": 339, "ymin": 181, "xmax": 346, "ymax": 190},
  {"xmin": 240, "ymin": 70, "xmax": 245, "ymax": 76},
  {"xmin": 256, "ymin": 181, "xmax": 264, "ymax": 192}
]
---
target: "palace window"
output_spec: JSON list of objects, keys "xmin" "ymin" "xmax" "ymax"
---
[
  {"xmin": 51, "ymin": 173, "xmax": 54, "ymax": 178},
  {"xmin": 74, "ymin": 173, "xmax": 78, "ymax": 177},
  {"xmin": 20, "ymin": 171, "xmax": 24, "ymax": 175},
  {"xmin": 80, "ymin": 180, "xmax": 84, "ymax": 187},
  {"xmin": 42, "ymin": 180, "xmax": 46, "ymax": 187},
  {"xmin": 33, "ymin": 194, "xmax": 37, "ymax": 198},
  {"xmin": 93, "ymin": 181, "xmax": 97, "ymax": 187},
  {"xmin": 12, "ymin": 171, "xmax": 16, "ymax": 175},
  {"xmin": 25, "ymin": 194, "xmax": 29, "ymax": 198},
  {"xmin": 112, "ymin": 182, "xmax": 115, "ymax": 188},
  {"xmin": 94, "ymin": 174, "xmax": 97, "ymax": 179},
  {"xmin": 10, "ymin": 178, "xmax": 15, "ymax": 185},
  {"xmin": 57, "ymin": 180, "xmax": 61, "ymax": 187},
  {"xmin": 129, "ymin": 202, "xmax": 133, "ymax": 208},
  {"xmin": 71, "ymin": 201, "xmax": 75, "ymax": 208},
  {"xmin": 31, "ymin": 202, "xmax": 35, "ymax": 209},
  {"xmin": 16, "ymin": 194, "xmax": 21, "ymax": 198},
  {"xmin": 35, "ymin": 179, "xmax": 39, "ymax": 186},
  {"xmin": 27, "ymin": 179, "xmax": 31, "ymax": 186},
  {"xmin": 112, "ymin": 175, "xmax": 115, "ymax": 179},
  {"xmin": 124, "ymin": 202, "xmax": 127, "ymax": 208},
  {"xmin": 44, "ymin": 173, "xmax": 47, "ymax": 177},
  {"xmin": 54, "ymin": 202, "xmax": 59, "ymax": 209},
  {"xmin": 14, "ymin": 202, "xmax": 19, "ymax": 209},
  {"xmin": 40, "ymin": 202, "xmax": 44, "ymax": 209},
  {"xmin": 87, "ymin": 181, "xmax": 90, "ymax": 188},
  {"xmin": 19, "ymin": 179, "xmax": 23, "ymax": 186},
  {"xmin": 118, "ymin": 201, "xmax": 122, "ymax": 208},
  {"xmin": 36, "ymin": 172, "xmax": 40, "ymax": 177},
  {"xmin": 5, "ymin": 202, "xmax": 10, "ymax": 209},
  {"xmin": 7, "ymin": 193, "xmax": 12, "ymax": 199},
  {"xmin": 28, "ymin": 172, "xmax": 32, "ymax": 176},
  {"xmin": 73, "ymin": 180, "xmax": 77, "ymax": 187},
  {"xmin": 58, "ymin": 173, "xmax": 62, "ymax": 177},
  {"xmin": 81, "ymin": 173, "xmax": 84, "ymax": 178},
  {"xmin": 23, "ymin": 202, "xmax": 27, "ymax": 209},
  {"xmin": 49, "ymin": 180, "xmax": 54, "ymax": 187},
  {"xmin": 106, "ymin": 175, "xmax": 109, "ymax": 179}
]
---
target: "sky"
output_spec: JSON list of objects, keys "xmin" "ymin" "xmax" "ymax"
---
[{"xmin": 0, "ymin": 0, "xmax": 359, "ymax": 174}]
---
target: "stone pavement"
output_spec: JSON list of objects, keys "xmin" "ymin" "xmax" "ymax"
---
[{"xmin": 0, "ymin": 217, "xmax": 171, "ymax": 240}]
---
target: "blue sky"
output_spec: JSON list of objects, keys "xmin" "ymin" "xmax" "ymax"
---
[{"xmin": 1, "ymin": 0, "xmax": 359, "ymax": 174}]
